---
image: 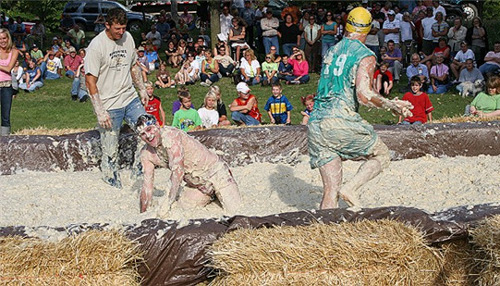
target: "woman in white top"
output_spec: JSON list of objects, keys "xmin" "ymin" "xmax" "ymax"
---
[{"xmin": 239, "ymin": 49, "xmax": 261, "ymax": 86}]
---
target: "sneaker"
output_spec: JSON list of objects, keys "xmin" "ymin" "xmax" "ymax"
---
[
  {"xmin": 235, "ymin": 61, "xmax": 240, "ymax": 69},
  {"xmin": 170, "ymin": 84, "xmax": 176, "ymax": 88},
  {"xmin": 79, "ymin": 95, "xmax": 88, "ymax": 102},
  {"xmin": 452, "ymin": 79, "xmax": 459, "ymax": 84},
  {"xmin": 200, "ymin": 80, "xmax": 210, "ymax": 87},
  {"xmin": 71, "ymin": 94, "xmax": 77, "ymax": 101},
  {"xmin": 217, "ymin": 72, "xmax": 223, "ymax": 79},
  {"xmin": 291, "ymin": 80, "xmax": 300, "ymax": 84}
]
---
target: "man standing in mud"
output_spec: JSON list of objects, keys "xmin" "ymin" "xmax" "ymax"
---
[
  {"xmin": 308, "ymin": 7, "xmax": 413, "ymax": 209},
  {"xmin": 85, "ymin": 8, "xmax": 148, "ymax": 188},
  {"xmin": 135, "ymin": 114, "xmax": 241, "ymax": 215}
]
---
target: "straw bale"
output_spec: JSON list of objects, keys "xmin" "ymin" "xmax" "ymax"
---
[
  {"xmin": 13, "ymin": 127, "xmax": 91, "ymax": 136},
  {"xmin": 437, "ymin": 240, "xmax": 479, "ymax": 286},
  {"xmin": 0, "ymin": 230, "xmax": 143, "ymax": 285},
  {"xmin": 470, "ymin": 215, "xmax": 500, "ymax": 286},
  {"xmin": 433, "ymin": 116, "xmax": 500, "ymax": 123},
  {"xmin": 209, "ymin": 220, "xmax": 443, "ymax": 286}
]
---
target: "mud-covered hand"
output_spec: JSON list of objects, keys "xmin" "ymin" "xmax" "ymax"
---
[
  {"xmin": 90, "ymin": 93, "xmax": 112, "ymax": 129},
  {"xmin": 389, "ymin": 98, "xmax": 414, "ymax": 118},
  {"xmin": 139, "ymin": 88, "xmax": 149, "ymax": 106}
]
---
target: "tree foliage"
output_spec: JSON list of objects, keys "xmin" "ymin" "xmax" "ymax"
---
[
  {"xmin": 1, "ymin": 0, "xmax": 66, "ymax": 31},
  {"xmin": 483, "ymin": 0, "xmax": 500, "ymax": 20}
]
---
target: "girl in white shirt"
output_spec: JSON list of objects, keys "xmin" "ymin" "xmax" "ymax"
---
[{"xmin": 198, "ymin": 91, "xmax": 219, "ymax": 129}]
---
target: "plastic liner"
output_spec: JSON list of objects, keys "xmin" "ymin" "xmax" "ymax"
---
[
  {"xmin": 1, "ymin": 204, "xmax": 499, "ymax": 285},
  {"xmin": 2, "ymin": 121, "xmax": 500, "ymax": 175}
]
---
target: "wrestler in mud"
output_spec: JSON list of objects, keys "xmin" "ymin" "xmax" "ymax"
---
[
  {"xmin": 135, "ymin": 114, "xmax": 241, "ymax": 215},
  {"xmin": 308, "ymin": 7, "xmax": 414, "ymax": 210}
]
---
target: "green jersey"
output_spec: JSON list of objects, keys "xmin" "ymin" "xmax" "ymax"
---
[{"xmin": 310, "ymin": 38, "xmax": 375, "ymax": 121}]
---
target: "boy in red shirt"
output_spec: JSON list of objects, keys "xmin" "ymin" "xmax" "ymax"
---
[
  {"xmin": 398, "ymin": 76, "xmax": 434, "ymax": 125},
  {"xmin": 144, "ymin": 81, "xmax": 166, "ymax": 126}
]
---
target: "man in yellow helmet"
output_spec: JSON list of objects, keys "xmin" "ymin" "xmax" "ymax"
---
[{"xmin": 308, "ymin": 7, "xmax": 413, "ymax": 209}]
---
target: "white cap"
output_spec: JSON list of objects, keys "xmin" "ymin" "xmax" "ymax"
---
[{"xmin": 236, "ymin": 82, "xmax": 250, "ymax": 93}]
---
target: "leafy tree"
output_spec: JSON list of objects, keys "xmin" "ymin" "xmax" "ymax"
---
[
  {"xmin": 1, "ymin": 0, "xmax": 66, "ymax": 31},
  {"xmin": 483, "ymin": 0, "xmax": 500, "ymax": 20}
]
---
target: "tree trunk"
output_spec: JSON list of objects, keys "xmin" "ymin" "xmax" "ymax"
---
[
  {"xmin": 171, "ymin": 0, "xmax": 179, "ymax": 23},
  {"xmin": 210, "ymin": 1, "xmax": 220, "ymax": 50}
]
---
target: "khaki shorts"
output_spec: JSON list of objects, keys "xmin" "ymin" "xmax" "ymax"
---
[{"xmin": 308, "ymin": 117, "xmax": 378, "ymax": 169}]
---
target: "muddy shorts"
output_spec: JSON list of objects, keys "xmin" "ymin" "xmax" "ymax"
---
[
  {"xmin": 308, "ymin": 117, "xmax": 378, "ymax": 169},
  {"xmin": 183, "ymin": 161, "xmax": 236, "ymax": 196}
]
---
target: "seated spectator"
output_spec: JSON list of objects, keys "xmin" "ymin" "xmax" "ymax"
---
[
  {"xmin": 41, "ymin": 51, "xmax": 62, "ymax": 80},
  {"xmin": 19, "ymin": 60, "xmax": 43, "ymax": 92},
  {"xmin": 285, "ymin": 49, "xmax": 309, "ymax": 84},
  {"xmin": 428, "ymin": 54, "xmax": 450, "ymax": 94},
  {"xmin": 175, "ymin": 53, "xmax": 199, "ymax": 85},
  {"xmin": 49, "ymin": 37, "xmax": 64, "ymax": 58},
  {"xmin": 155, "ymin": 16, "xmax": 171, "ymax": 42},
  {"xmin": 30, "ymin": 44, "xmax": 44, "ymax": 66},
  {"xmin": 59, "ymin": 14, "xmax": 75, "ymax": 34},
  {"xmin": 264, "ymin": 83, "xmax": 293, "ymax": 124},
  {"xmin": 240, "ymin": 49, "xmax": 261, "ymax": 85},
  {"xmin": 479, "ymin": 42, "xmax": 500, "ymax": 77},
  {"xmin": 61, "ymin": 38, "xmax": 74, "ymax": 56},
  {"xmin": 181, "ymin": 7, "xmax": 195, "ymax": 30},
  {"xmin": 374, "ymin": 62, "xmax": 394, "ymax": 97},
  {"xmin": 230, "ymin": 82, "xmax": 262, "ymax": 126},
  {"xmin": 71, "ymin": 59, "xmax": 88, "ymax": 102},
  {"xmin": 200, "ymin": 49, "xmax": 220, "ymax": 87},
  {"xmin": 13, "ymin": 16, "xmax": 26, "ymax": 39},
  {"xmin": 172, "ymin": 90, "xmax": 202, "ymax": 131},
  {"xmin": 450, "ymin": 41, "xmax": 475, "ymax": 83},
  {"xmin": 229, "ymin": 17, "xmax": 249, "ymax": 63},
  {"xmin": 209, "ymin": 85, "xmax": 231, "ymax": 126},
  {"xmin": 11, "ymin": 60, "xmax": 23, "ymax": 95},
  {"xmin": 13, "ymin": 35, "xmax": 26, "ymax": 54},
  {"xmin": 144, "ymin": 81, "xmax": 166, "ymax": 126},
  {"xmin": 175, "ymin": 39, "xmax": 188, "ymax": 63},
  {"xmin": 21, "ymin": 51, "xmax": 33, "ymax": 69},
  {"xmin": 146, "ymin": 25, "xmax": 162, "ymax": 49},
  {"xmin": 145, "ymin": 41, "xmax": 159, "ymax": 70},
  {"xmin": 300, "ymin": 93, "xmax": 315, "ymax": 125},
  {"xmin": 214, "ymin": 44, "xmax": 235, "ymax": 77},
  {"xmin": 165, "ymin": 41, "xmax": 181, "ymax": 68},
  {"xmin": 381, "ymin": 40, "xmax": 403, "ymax": 83},
  {"xmin": 399, "ymin": 76, "xmax": 434, "ymax": 125},
  {"xmin": 172, "ymin": 86, "xmax": 194, "ymax": 115},
  {"xmin": 420, "ymin": 37, "xmax": 451, "ymax": 71},
  {"xmin": 261, "ymin": 53, "xmax": 279, "ymax": 86},
  {"xmin": 407, "ymin": 53, "xmax": 430, "ymax": 89},
  {"xmin": 278, "ymin": 54, "xmax": 293, "ymax": 80},
  {"xmin": 465, "ymin": 75, "xmax": 500, "ymax": 117},
  {"xmin": 136, "ymin": 46, "xmax": 149, "ymax": 82},
  {"xmin": 379, "ymin": 46, "xmax": 388, "ymax": 64},
  {"xmin": 157, "ymin": 62, "xmax": 174, "ymax": 88},
  {"xmin": 269, "ymin": 45, "xmax": 281, "ymax": 63},
  {"xmin": 198, "ymin": 91, "xmax": 219, "ymax": 128},
  {"xmin": 63, "ymin": 47, "xmax": 83, "ymax": 78},
  {"xmin": 67, "ymin": 24, "xmax": 85, "ymax": 50},
  {"xmin": 456, "ymin": 59, "xmax": 484, "ymax": 96}
]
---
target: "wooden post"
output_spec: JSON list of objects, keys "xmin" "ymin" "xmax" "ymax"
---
[{"xmin": 210, "ymin": 1, "xmax": 220, "ymax": 50}]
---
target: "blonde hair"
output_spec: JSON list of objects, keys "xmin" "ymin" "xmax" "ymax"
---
[
  {"xmin": 203, "ymin": 91, "xmax": 217, "ymax": 107},
  {"xmin": 0, "ymin": 28, "xmax": 13, "ymax": 52},
  {"xmin": 245, "ymin": 49, "xmax": 256, "ymax": 61},
  {"xmin": 209, "ymin": 85, "xmax": 223, "ymax": 104},
  {"xmin": 144, "ymin": 81, "xmax": 154, "ymax": 88},
  {"xmin": 266, "ymin": 53, "xmax": 274, "ymax": 61}
]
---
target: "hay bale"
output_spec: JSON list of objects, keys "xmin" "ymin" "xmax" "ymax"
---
[
  {"xmin": 438, "ymin": 240, "xmax": 479, "ymax": 286},
  {"xmin": 470, "ymin": 215, "xmax": 500, "ymax": 286},
  {"xmin": 209, "ymin": 220, "xmax": 443, "ymax": 286},
  {"xmin": 13, "ymin": 127, "xmax": 91, "ymax": 136},
  {"xmin": 0, "ymin": 230, "xmax": 143, "ymax": 285},
  {"xmin": 433, "ymin": 116, "xmax": 500, "ymax": 124}
]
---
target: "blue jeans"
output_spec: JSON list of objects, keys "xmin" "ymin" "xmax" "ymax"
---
[
  {"xmin": 263, "ymin": 36, "xmax": 279, "ymax": 55},
  {"xmin": 45, "ymin": 72, "xmax": 60, "ymax": 80},
  {"xmin": 231, "ymin": 111, "xmax": 260, "ymax": 125},
  {"xmin": 65, "ymin": 70, "xmax": 75, "ymax": 78},
  {"xmin": 427, "ymin": 84, "xmax": 449, "ymax": 94},
  {"xmin": 1, "ymin": 86, "xmax": 13, "ymax": 127},
  {"xmin": 99, "ymin": 97, "xmax": 146, "ymax": 185},
  {"xmin": 71, "ymin": 77, "xmax": 82, "ymax": 97},
  {"xmin": 322, "ymin": 42, "xmax": 336, "ymax": 58},
  {"xmin": 285, "ymin": 74, "xmax": 310, "ymax": 84},
  {"xmin": 241, "ymin": 76, "xmax": 261, "ymax": 86},
  {"xmin": 479, "ymin": 63, "xmax": 500, "ymax": 76},
  {"xmin": 263, "ymin": 76, "xmax": 279, "ymax": 84},
  {"xmin": 282, "ymin": 43, "xmax": 296, "ymax": 56},
  {"xmin": 200, "ymin": 73, "xmax": 219, "ymax": 83},
  {"xmin": 400, "ymin": 120, "xmax": 423, "ymax": 125},
  {"xmin": 19, "ymin": 81, "xmax": 43, "ymax": 92}
]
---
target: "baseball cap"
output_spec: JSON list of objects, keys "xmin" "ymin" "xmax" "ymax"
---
[
  {"xmin": 387, "ymin": 10, "xmax": 395, "ymax": 15},
  {"xmin": 187, "ymin": 37, "xmax": 193, "ymax": 43},
  {"xmin": 236, "ymin": 82, "xmax": 250, "ymax": 93},
  {"xmin": 69, "ymin": 47, "xmax": 76, "ymax": 53},
  {"xmin": 138, "ymin": 46, "xmax": 145, "ymax": 52},
  {"xmin": 32, "ymin": 44, "xmax": 37, "ymax": 48},
  {"xmin": 53, "ymin": 37, "xmax": 58, "ymax": 41}
]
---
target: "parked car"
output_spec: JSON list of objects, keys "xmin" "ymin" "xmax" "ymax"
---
[
  {"xmin": 62, "ymin": 0, "xmax": 154, "ymax": 32},
  {"xmin": 441, "ymin": 0, "xmax": 483, "ymax": 22},
  {"xmin": 129, "ymin": 0, "xmax": 198, "ymax": 16}
]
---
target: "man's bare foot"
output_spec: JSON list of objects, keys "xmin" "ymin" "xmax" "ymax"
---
[
  {"xmin": 339, "ymin": 191, "xmax": 361, "ymax": 208},
  {"xmin": 320, "ymin": 195, "xmax": 339, "ymax": 209}
]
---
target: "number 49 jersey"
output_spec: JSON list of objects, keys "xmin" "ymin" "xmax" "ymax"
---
[{"xmin": 311, "ymin": 38, "xmax": 375, "ymax": 121}]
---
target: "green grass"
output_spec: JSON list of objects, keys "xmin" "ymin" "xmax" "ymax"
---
[{"xmin": 10, "ymin": 72, "xmax": 473, "ymax": 133}]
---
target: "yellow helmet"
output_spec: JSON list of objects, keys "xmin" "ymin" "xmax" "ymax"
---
[{"xmin": 345, "ymin": 7, "xmax": 372, "ymax": 34}]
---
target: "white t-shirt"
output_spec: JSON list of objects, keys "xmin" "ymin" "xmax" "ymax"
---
[
  {"xmin": 485, "ymin": 51, "xmax": 500, "ymax": 67},
  {"xmin": 198, "ymin": 107, "xmax": 219, "ymax": 128},
  {"xmin": 382, "ymin": 19, "xmax": 400, "ymax": 43},
  {"xmin": 422, "ymin": 17, "xmax": 437, "ymax": 41},
  {"xmin": 433, "ymin": 5, "xmax": 446, "ymax": 18},
  {"xmin": 85, "ymin": 31, "xmax": 138, "ymax": 110},
  {"xmin": 46, "ymin": 57, "xmax": 62, "ymax": 74},
  {"xmin": 400, "ymin": 21, "xmax": 413, "ymax": 42},
  {"xmin": 189, "ymin": 60, "xmax": 200, "ymax": 77},
  {"xmin": 240, "ymin": 58, "xmax": 261, "ymax": 77},
  {"xmin": 365, "ymin": 20, "xmax": 380, "ymax": 47},
  {"xmin": 146, "ymin": 31, "xmax": 162, "ymax": 47},
  {"xmin": 454, "ymin": 49, "xmax": 475, "ymax": 63}
]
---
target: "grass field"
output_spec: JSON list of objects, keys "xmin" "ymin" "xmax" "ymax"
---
[{"xmin": 10, "ymin": 71, "xmax": 474, "ymax": 133}]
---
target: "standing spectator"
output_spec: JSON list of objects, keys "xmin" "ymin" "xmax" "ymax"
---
[
  {"xmin": 42, "ymin": 51, "xmax": 62, "ymax": 80},
  {"xmin": 230, "ymin": 82, "xmax": 261, "ymax": 126},
  {"xmin": 19, "ymin": 60, "xmax": 43, "ymax": 92},
  {"xmin": 303, "ymin": 14, "xmax": 321, "ymax": 73},
  {"xmin": 219, "ymin": 5, "xmax": 233, "ymax": 42},
  {"xmin": 264, "ymin": 83, "xmax": 293, "ymax": 124},
  {"xmin": 200, "ymin": 49, "xmax": 220, "ymax": 87},
  {"xmin": 420, "ymin": 6, "xmax": 436, "ymax": 56},
  {"xmin": 59, "ymin": 14, "xmax": 75, "ymax": 34},
  {"xmin": 67, "ymin": 24, "xmax": 85, "ymax": 50},
  {"xmin": 467, "ymin": 17, "xmax": 488, "ymax": 66},
  {"xmin": 285, "ymin": 49, "xmax": 309, "ymax": 84},
  {"xmin": 180, "ymin": 7, "xmax": 194, "ymax": 30},
  {"xmin": 381, "ymin": 1, "xmax": 393, "ymax": 19},
  {"xmin": 400, "ymin": 12, "xmax": 415, "ymax": 65},
  {"xmin": 412, "ymin": 0, "xmax": 426, "ymax": 18},
  {"xmin": 320, "ymin": 12, "xmax": 337, "ymax": 58},
  {"xmin": 428, "ymin": 54, "xmax": 450, "ymax": 94},
  {"xmin": 84, "ymin": 8, "xmax": 148, "ymax": 188},
  {"xmin": 261, "ymin": 53, "xmax": 278, "ymax": 85},
  {"xmin": 278, "ymin": 14, "xmax": 301, "ymax": 56},
  {"xmin": 413, "ymin": 10, "xmax": 426, "ymax": 52},
  {"xmin": 146, "ymin": 25, "xmax": 162, "ymax": 49},
  {"xmin": 479, "ymin": 42, "xmax": 500, "ymax": 77},
  {"xmin": 11, "ymin": 61, "xmax": 23, "ymax": 95},
  {"xmin": 13, "ymin": 16, "xmax": 26, "ymax": 39},
  {"xmin": 214, "ymin": 45, "xmax": 235, "ymax": 77},
  {"xmin": 431, "ymin": 12, "xmax": 448, "ymax": 47},
  {"xmin": 240, "ymin": 49, "xmax": 261, "ymax": 85},
  {"xmin": 29, "ymin": 19, "xmax": 45, "ymax": 48},
  {"xmin": 365, "ymin": 18, "xmax": 381, "ymax": 58},
  {"xmin": 64, "ymin": 47, "xmax": 82, "ymax": 78},
  {"xmin": 450, "ymin": 41, "xmax": 475, "ymax": 82},
  {"xmin": 456, "ymin": 59, "xmax": 484, "ymax": 96},
  {"xmin": 72, "ymin": 51, "xmax": 88, "ymax": 102},
  {"xmin": 447, "ymin": 18, "xmax": 467, "ymax": 55},
  {"xmin": 0, "ymin": 28, "xmax": 19, "ymax": 136},
  {"xmin": 240, "ymin": 0, "xmax": 255, "ymax": 48},
  {"xmin": 136, "ymin": 46, "xmax": 149, "ymax": 82},
  {"xmin": 261, "ymin": 8, "xmax": 280, "ymax": 55},
  {"xmin": 229, "ymin": 17, "xmax": 249, "ymax": 63},
  {"xmin": 382, "ymin": 10, "xmax": 400, "ymax": 47},
  {"xmin": 382, "ymin": 40, "xmax": 403, "ymax": 83},
  {"xmin": 431, "ymin": 0, "xmax": 446, "ymax": 18},
  {"xmin": 155, "ymin": 16, "xmax": 171, "ymax": 42}
]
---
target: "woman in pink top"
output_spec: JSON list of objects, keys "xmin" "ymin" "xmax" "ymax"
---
[
  {"xmin": 0, "ymin": 28, "xmax": 20, "ymax": 136},
  {"xmin": 285, "ymin": 49, "xmax": 310, "ymax": 84}
]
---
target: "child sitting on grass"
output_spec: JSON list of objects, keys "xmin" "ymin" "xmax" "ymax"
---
[
  {"xmin": 144, "ymin": 81, "xmax": 166, "ymax": 127},
  {"xmin": 155, "ymin": 62, "xmax": 174, "ymax": 89},
  {"xmin": 300, "ymin": 94, "xmax": 315, "ymax": 125},
  {"xmin": 465, "ymin": 75, "xmax": 500, "ymax": 117},
  {"xmin": 264, "ymin": 83, "xmax": 293, "ymax": 125},
  {"xmin": 373, "ymin": 62, "xmax": 393, "ymax": 97},
  {"xmin": 172, "ymin": 89, "xmax": 202, "ymax": 131},
  {"xmin": 398, "ymin": 76, "xmax": 434, "ymax": 125}
]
